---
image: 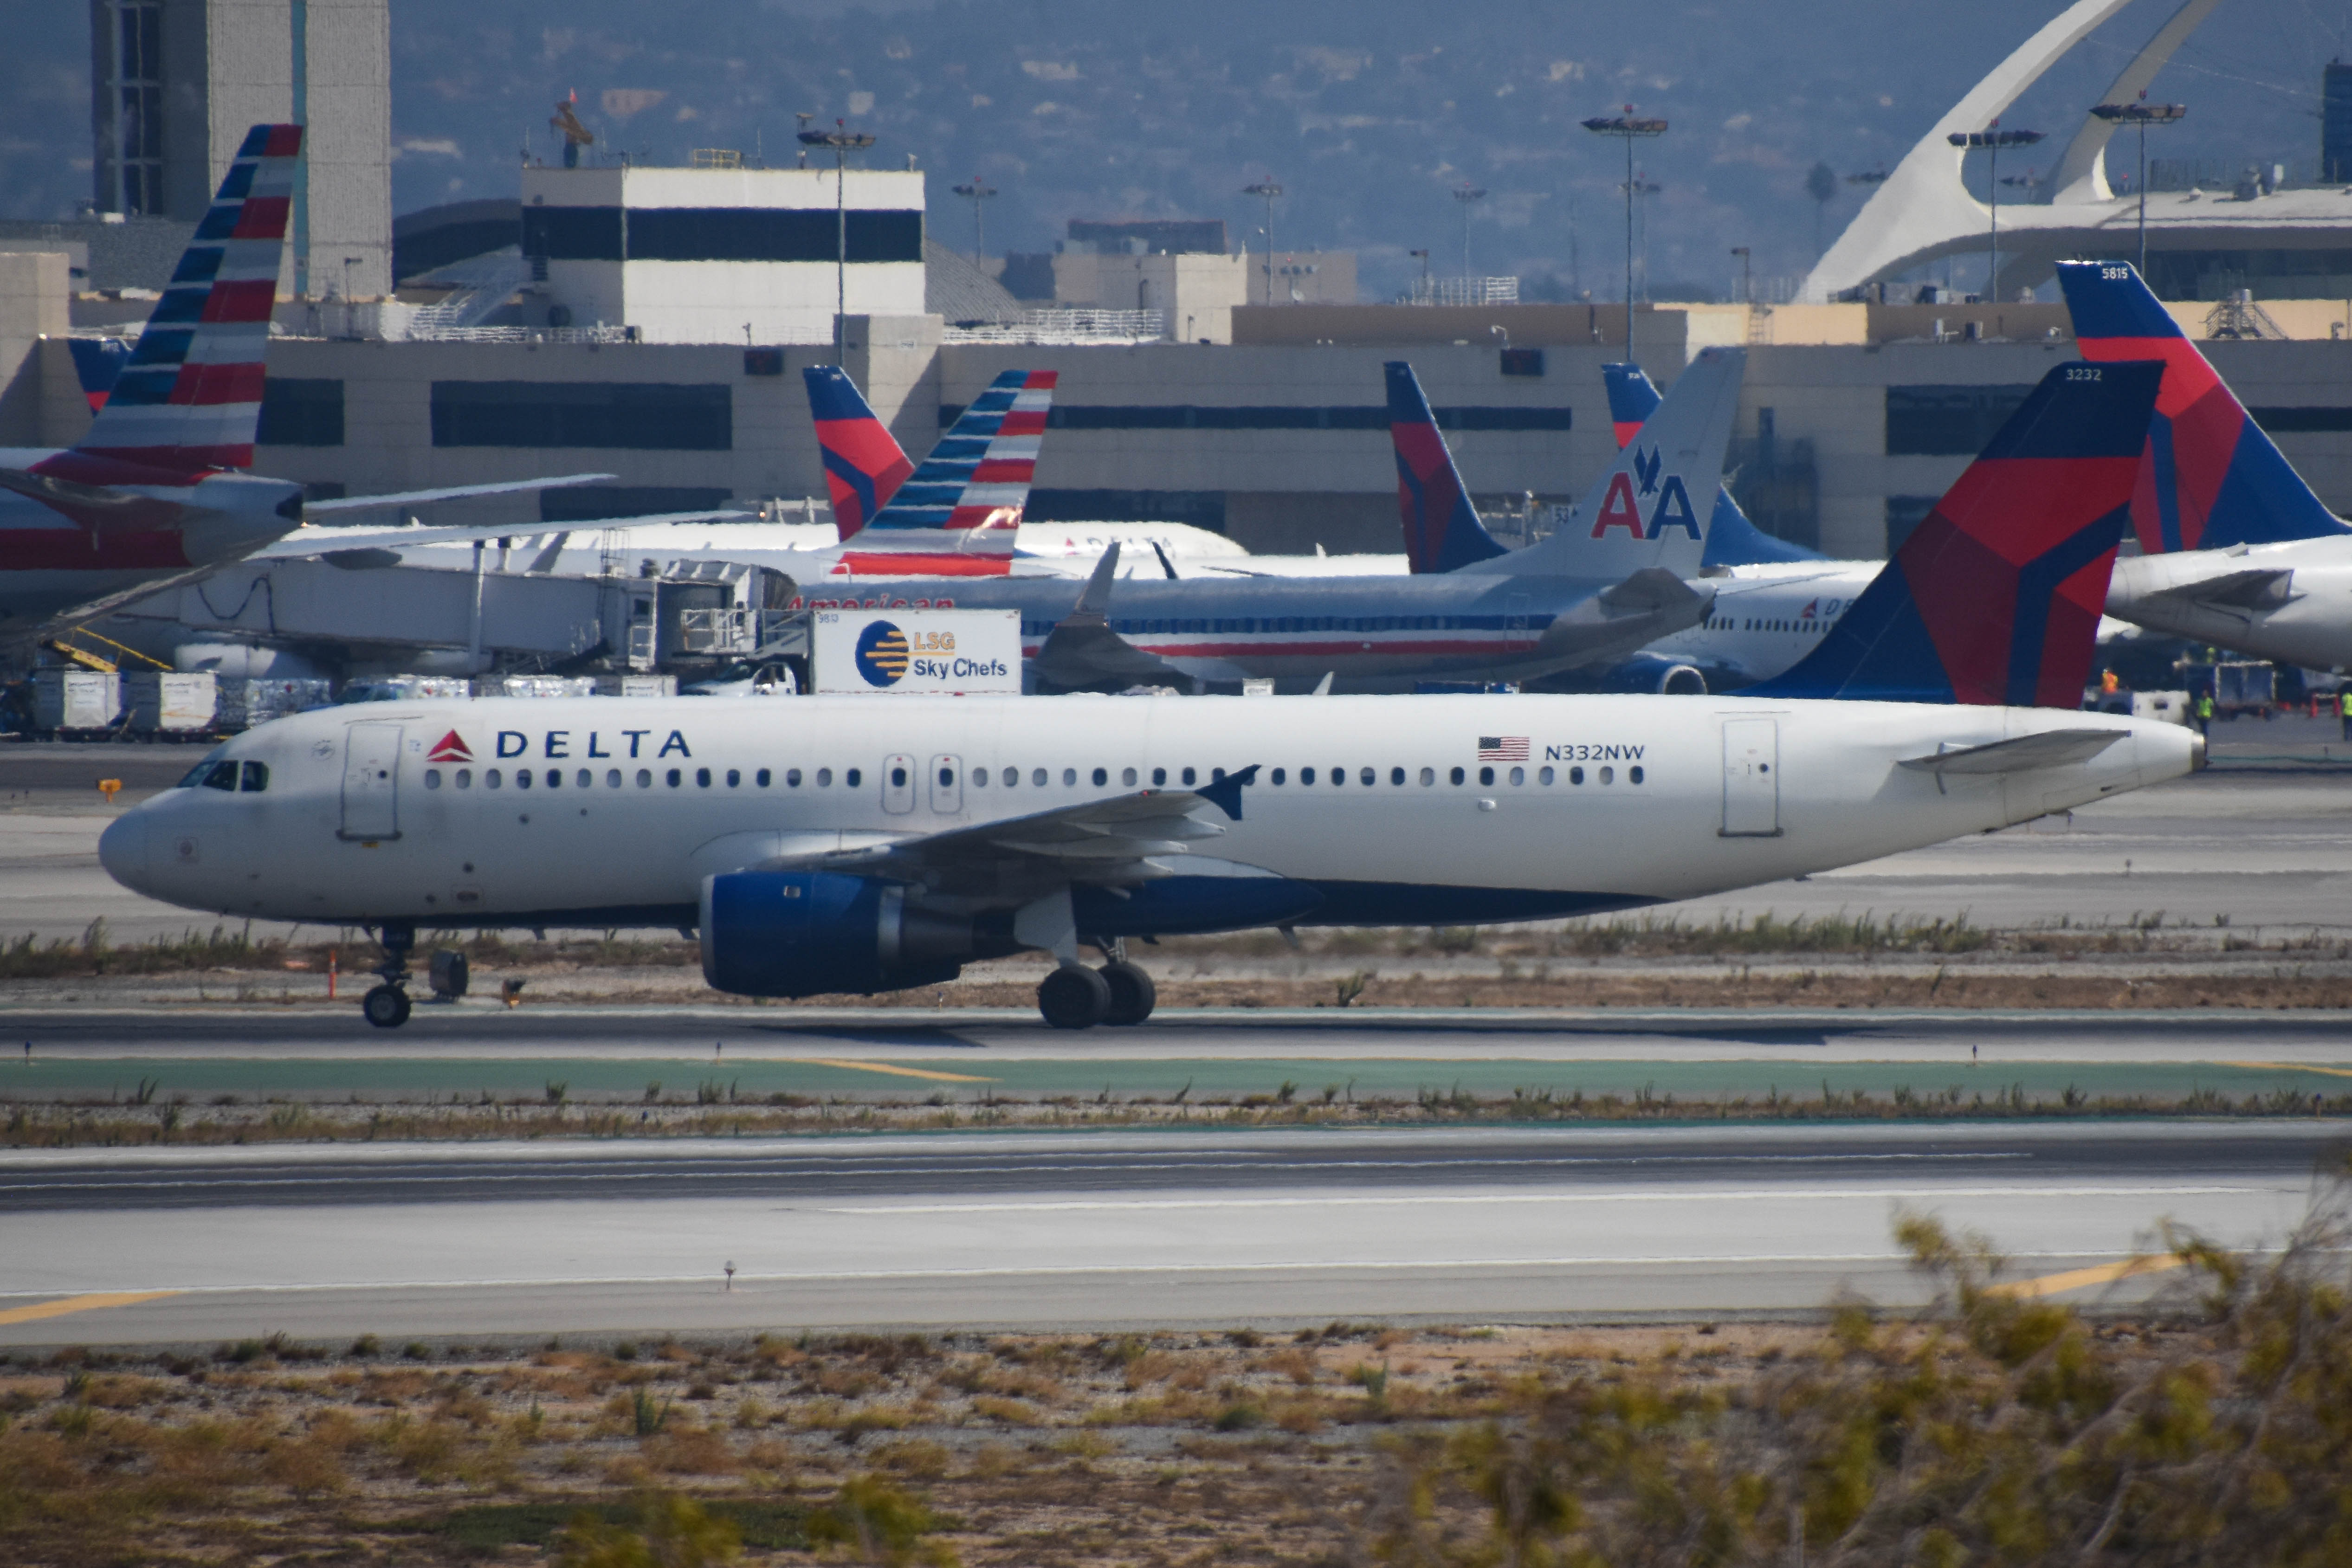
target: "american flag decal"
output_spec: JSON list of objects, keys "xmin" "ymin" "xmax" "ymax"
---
[{"xmin": 1477, "ymin": 736, "xmax": 1529, "ymax": 761}]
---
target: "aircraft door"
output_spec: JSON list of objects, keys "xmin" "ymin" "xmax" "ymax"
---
[
  {"xmin": 929, "ymin": 754, "xmax": 963, "ymax": 815},
  {"xmin": 339, "ymin": 722, "xmax": 403, "ymax": 841},
  {"xmin": 882, "ymin": 753, "xmax": 916, "ymax": 814},
  {"xmin": 1719, "ymin": 718, "xmax": 1780, "ymax": 837}
]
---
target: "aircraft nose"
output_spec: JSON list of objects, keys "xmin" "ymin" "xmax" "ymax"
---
[{"xmin": 98, "ymin": 811, "xmax": 149, "ymax": 890}]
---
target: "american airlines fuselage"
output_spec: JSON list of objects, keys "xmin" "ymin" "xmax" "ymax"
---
[{"xmin": 102, "ymin": 692, "xmax": 2197, "ymax": 937}]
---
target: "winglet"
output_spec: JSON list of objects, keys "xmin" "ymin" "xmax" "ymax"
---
[
  {"xmin": 1075, "ymin": 542, "xmax": 1122, "ymax": 615},
  {"xmin": 37, "ymin": 123, "xmax": 302, "ymax": 484},
  {"xmin": 1749, "ymin": 359, "xmax": 2161, "ymax": 706},
  {"xmin": 1387, "ymin": 361, "xmax": 1508, "ymax": 574},
  {"xmin": 1603, "ymin": 361, "xmax": 1824, "ymax": 567},
  {"xmin": 1194, "ymin": 764, "xmax": 1260, "ymax": 822},
  {"xmin": 804, "ymin": 365, "xmax": 914, "ymax": 539},
  {"xmin": 2057, "ymin": 259, "xmax": 2347, "ymax": 550}
]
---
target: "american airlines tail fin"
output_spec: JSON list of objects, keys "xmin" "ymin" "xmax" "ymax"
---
[
  {"xmin": 1457, "ymin": 346, "xmax": 1745, "ymax": 580},
  {"xmin": 2057, "ymin": 260, "xmax": 2346, "ymax": 550},
  {"xmin": 827, "ymin": 369, "xmax": 1056, "ymax": 576},
  {"xmin": 1386, "ymin": 362, "xmax": 1508, "ymax": 573},
  {"xmin": 803, "ymin": 365, "xmax": 916, "ymax": 540},
  {"xmin": 36, "ymin": 124, "xmax": 301, "ymax": 485},
  {"xmin": 1601, "ymin": 361, "xmax": 1824, "ymax": 568},
  {"xmin": 1749, "ymin": 360, "xmax": 2161, "ymax": 706}
]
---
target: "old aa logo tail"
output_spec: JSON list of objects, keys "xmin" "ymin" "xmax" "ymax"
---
[
  {"xmin": 1751, "ymin": 360, "xmax": 2162, "ymax": 706},
  {"xmin": 1602, "ymin": 362, "xmax": 1822, "ymax": 568},
  {"xmin": 833, "ymin": 369, "xmax": 1056, "ymax": 576},
  {"xmin": 38, "ymin": 125, "xmax": 301, "ymax": 486},
  {"xmin": 2057, "ymin": 260, "xmax": 2345, "ymax": 550},
  {"xmin": 804, "ymin": 365, "xmax": 916, "ymax": 539},
  {"xmin": 1455, "ymin": 347, "xmax": 1744, "ymax": 581},
  {"xmin": 1387, "ymin": 362, "xmax": 1506, "ymax": 573}
]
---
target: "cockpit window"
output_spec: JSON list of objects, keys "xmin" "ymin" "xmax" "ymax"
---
[
  {"xmin": 178, "ymin": 753, "xmax": 226, "ymax": 788},
  {"xmin": 201, "ymin": 761, "xmax": 239, "ymax": 792},
  {"xmin": 240, "ymin": 761, "xmax": 269, "ymax": 793}
]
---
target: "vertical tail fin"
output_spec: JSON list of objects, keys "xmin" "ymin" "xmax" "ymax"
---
[
  {"xmin": 66, "ymin": 338, "xmax": 131, "ymax": 413},
  {"xmin": 1603, "ymin": 361, "xmax": 1824, "ymax": 567},
  {"xmin": 1458, "ymin": 347, "xmax": 1745, "ymax": 580},
  {"xmin": 1749, "ymin": 360, "xmax": 2162, "ymax": 706},
  {"xmin": 834, "ymin": 369, "xmax": 1056, "ymax": 575},
  {"xmin": 2057, "ymin": 259, "xmax": 2346, "ymax": 550},
  {"xmin": 39, "ymin": 124, "xmax": 301, "ymax": 484},
  {"xmin": 1386, "ymin": 361, "xmax": 1507, "ymax": 573},
  {"xmin": 803, "ymin": 364, "xmax": 916, "ymax": 540}
]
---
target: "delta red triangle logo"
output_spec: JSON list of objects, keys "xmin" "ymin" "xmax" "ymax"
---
[{"xmin": 427, "ymin": 730, "xmax": 473, "ymax": 762}]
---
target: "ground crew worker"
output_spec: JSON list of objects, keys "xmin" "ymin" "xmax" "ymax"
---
[
  {"xmin": 2196, "ymin": 690, "xmax": 2216, "ymax": 736},
  {"xmin": 2338, "ymin": 687, "xmax": 2351, "ymax": 741}
]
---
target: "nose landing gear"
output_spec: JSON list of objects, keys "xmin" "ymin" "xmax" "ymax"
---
[
  {"xmin": 361, "ymin": 921, "xmax": 416, "ymax": 1029},
  {"xmin": 1034, "ymin": 940, "xmax": 1157, "ymax": 1029}
]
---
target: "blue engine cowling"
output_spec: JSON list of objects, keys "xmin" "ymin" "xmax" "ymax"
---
[{"xmin": 701, "ymin": 871, "xmax": 971, "ymax": 998}]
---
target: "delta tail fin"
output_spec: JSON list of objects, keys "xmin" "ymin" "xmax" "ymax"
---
[
  {"xmin": 1386, "ymin": 361, "xmax": 1508, "ymax": 573},
  {"xmin": 804, "ymin": 365, "xmax": 916, "ymax": 540},
  {"xmin": 1602, "ymin": 361, "xmax": 1823, "ymax": 568},
  {"xmin": 1749, "ymin": 359, "xmax": 2162, "ymax": 706},
  {"xmin": 832, "ymin": 368, "xmax": 1057, "ymax": 576},
  {"xmin": 2057, "ymin": 259, "xmax": 2346, "ymax": 551},
  {"xmin": 36, "ymin": 124, "xmax": 302, "ymax": 486},
  {"xmin": 1456, "ymin": 346, "xmax": 1745, "ymax": 580}
]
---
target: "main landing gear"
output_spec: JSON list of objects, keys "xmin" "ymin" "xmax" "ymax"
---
[
  {"xmin": 1036, "ymin": 943, "xmax": 1157, "ymax": 1030},
  {"xmin": 362, "ymin": 921, "xmax": 415, "ymax": 1029}
]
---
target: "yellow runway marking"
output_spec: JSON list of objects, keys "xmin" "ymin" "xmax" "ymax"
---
[
  {"xmin": 798, "ymin": 1058, "xmax": 996, "ymax": 1083},
  {"xmin": 1986, "ymin": 1255, "xmax": 2181, "ymax": 1300},
  {"xmin": 0, "ymin": 1291, "xmax": 181, "ymax": 1328},
  {"xmin": 2222, "ymin": 1061, "xmax": 2352, "ymax": 1080}
]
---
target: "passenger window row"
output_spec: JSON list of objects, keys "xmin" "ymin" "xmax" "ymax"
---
[{"xmin": 414, "ymin": 760, "xmax": 1648, "ymax": 795}]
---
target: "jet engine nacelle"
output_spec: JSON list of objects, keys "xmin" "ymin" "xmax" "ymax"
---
[
  {"xmin": 1595, "ymin": 654, "xmax": 1709, "ymax": 695},
  {"xmin": 699, "ymin": 871, "xmax": 977, "ymax": 998}
]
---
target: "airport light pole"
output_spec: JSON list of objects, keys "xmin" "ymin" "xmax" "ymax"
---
[
  {"xmin": 1583, "ymin": 108, "xmax": 1668, "ymax": 356},
  {"xmin": 1452, "ymin": 185, "xmax": 1487, "ymax": 289},
  {"xmin": 1242, "ymin": 180, "xmax": 1282, "ymax": 305},
  {"xmin": 2092, "ymin": 97, "xmax": 2187, "ymax": 277},
  {"xmin": 951, "ymin": 177, "xmax": 997, "ymax": 265},
  {"xmin": 1947, "ymin": 124, "xmax": 2042, "ymax": 301},
  {"xmin": 798, "ymin": 120, "xmax": 876, "ymax": 362}
]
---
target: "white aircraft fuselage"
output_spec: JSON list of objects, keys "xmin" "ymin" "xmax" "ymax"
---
[
  {"xmin": 102, "ymin": 693, "xmax": 2197, "ymax": 948},
  {"xmin": 2106, "ymin": 538, "xmax": 2352, "ymax": 672}
]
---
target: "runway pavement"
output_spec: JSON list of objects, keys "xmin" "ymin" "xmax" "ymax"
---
[{"xmin": 0, "ymin": 1122, "xmax": 2338, "ymax": 1347}]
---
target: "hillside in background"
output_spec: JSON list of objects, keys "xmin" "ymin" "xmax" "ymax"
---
[{"xmin": 4, "ymin": 0, "xmax": 2341, "ymax": 301}]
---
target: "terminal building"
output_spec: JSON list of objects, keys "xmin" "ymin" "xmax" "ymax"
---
[{"xmin": 3, "ymin": 0, "xmax": 2352, "ymax": 572}]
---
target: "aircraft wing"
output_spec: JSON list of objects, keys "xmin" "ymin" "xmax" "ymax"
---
[
  {"xmin": 255, "ymin": 510, "xmax": 755, "ymax": 558},
  {"xmin": 1508, "ymin": 567, "xmax": 1714, "ymax": 676},
  {"xmin": 302, "ymin": 474, "xmax": 617, "ymax": 514},
  {"xmin": 1897, "ymin": 729, "xmax": 2125, "ymax": 776},
  {"xmin": 765, "ymin": 773, "xmax": 1251, "ymax": 899}
]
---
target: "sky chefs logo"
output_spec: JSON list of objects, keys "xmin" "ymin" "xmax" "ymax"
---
[{"xmin": 856, "ymin": 621, "xmax": 913, "ymax": 687}]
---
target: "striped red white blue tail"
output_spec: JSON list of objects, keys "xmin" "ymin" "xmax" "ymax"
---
[
  {"xmin": 39, "ymin": 124, "xmax": 301, "ymax": 486},
  {"xmin": 835, "ymin": 369, "xmax": 1055, "ymax": 577},
  {"xmin": 1750, "ymin": 360, "xmax": 2162, "ymax": 706},
  {"xmin": 1387, "ymin": 361, "xmax": 1507, "ymax": 573},
  {"xmin": 2057, "ymin": 259, "xmax": 2347, "ymax": 551},
  {"xmin": 804, "ymin": 365, "xmax": 916, "ymax": 540}
]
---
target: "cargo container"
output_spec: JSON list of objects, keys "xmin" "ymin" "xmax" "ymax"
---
[
  {"xmin": 217, "ymin": 678, "xmax": 336, "ymax": 731},
  {"xmin": 590, "ymin": 673, "xmax": 678, "ymax": 697},
  {"xmin": 124, "ymin": 671, "xmax": 219, "ymax": 738},
  {"xmin": 500, "ymin": 676, "xmax": 598, "ymax": 699},
  {"xmin": 33, "ymin": 670, "xmax": 120, "ymax": 736}
]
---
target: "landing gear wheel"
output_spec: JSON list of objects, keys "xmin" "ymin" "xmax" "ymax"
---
[
  {"xmin": 1038, "ymin": 965, "xmax": 1112, "ymax": 1029},
  {"xmin": 362, "ymin": 984, "xmax": 413, "ymax": 1029},
  {"xmin": 1099, "ymin": 961, "xmax": 1156, "ymax": 1026}
]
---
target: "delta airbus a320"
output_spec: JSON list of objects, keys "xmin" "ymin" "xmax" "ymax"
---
[{"xmin": 98, "ymin": 357, "xmax": 2199, "ymax": 1028}]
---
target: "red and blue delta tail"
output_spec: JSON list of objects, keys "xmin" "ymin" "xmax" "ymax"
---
[
  {"xmin": 1602, "ymin": 361, "xmax": 1824, "ymax": 568},
  {"xmin": 1750, "ymin": 360, "xmax": 2163, "ymax": 707},
  {"xmin": 832, "ymin": 369, "xmax": 1056, "ymax": 576},
  {"xmin": 1387, "ymin": 361, "xmax": 1507, "ymax": 573},
  {"xmin": 36, "ymin": 124, "xmax": 301, "ymax": 487},
  {"xmin": 803, "ymin": 364, "xmax": 916, "ymax": 540},
  {"xmin": 2057, "ymin": 260, "xmax": 2346, "ymax": 551}
]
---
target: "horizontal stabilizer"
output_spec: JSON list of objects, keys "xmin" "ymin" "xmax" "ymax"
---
[
  {"xmin": 1897, "ymin": 729, "xmax": 2123, "ymax": 775},
  {"xmin": 2143, "ymin": 566, "xmax": 2296, "ymax": 613},
  {"xmin": 304, "ymin": 474, "xmax": 616, "ymax": 514},
  {"xmin": 1029, "ymin": 544, "xmax": 1204, "ymax": 693}
]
